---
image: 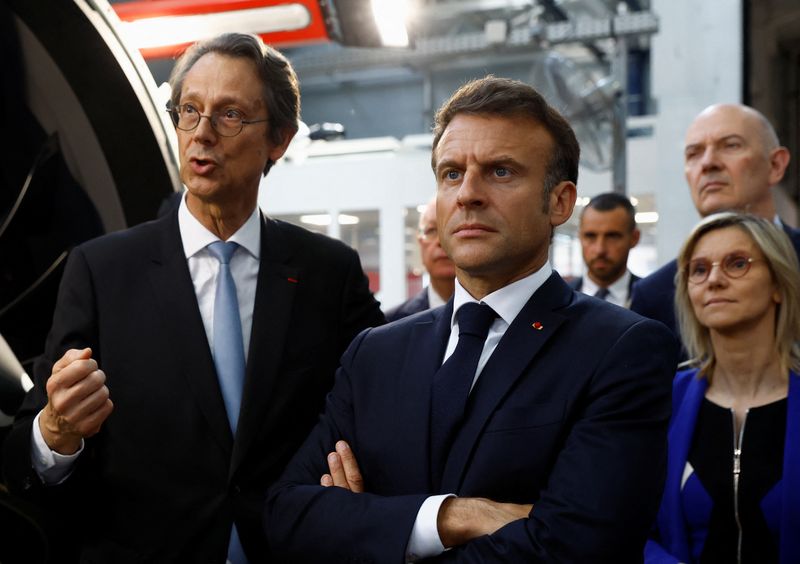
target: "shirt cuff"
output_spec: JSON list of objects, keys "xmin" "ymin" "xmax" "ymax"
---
[
  {"xmin": 406, "ymin": 494, "xmax": 455, "ymax": 562},
  {"xmin": 31, "ymin": 410, "xmax": 83, "ymax": 485}
]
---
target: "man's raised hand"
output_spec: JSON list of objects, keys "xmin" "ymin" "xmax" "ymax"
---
[{"xmin": 39, "ymin": 348, "xmax": 113, "ymax": 454}]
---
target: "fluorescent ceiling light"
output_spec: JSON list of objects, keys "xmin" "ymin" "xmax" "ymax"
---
[
  {"xmin": 635, "ymin": 211, "xmax": 659, "ymax": 224},
  {"xmin": 300, "ymin": 214, "xmax": 360, "ymax": 226},
  {"xmin": 371, "ymin": 0, "xmax": 410, "ymax": 47},
  {"xmin": 120, "ymin": 4, "xmax": 311, "ymax": 50}
]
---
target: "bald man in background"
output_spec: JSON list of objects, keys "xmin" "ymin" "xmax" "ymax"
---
[
  {"xmin": 630, "ymin": 103, "xmax": 800, "ymax": 336},
  {"xmin": 385, "ymin": 197, "xmax": 455, "ymax": 321}
]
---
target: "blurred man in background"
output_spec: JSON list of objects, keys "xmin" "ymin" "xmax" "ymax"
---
[
  {"xmin": 570, "ymin": 192, "xmax": 640, "ymax": 307},
  {"xmin": 386, "ymin": 196, "xmax": 455, "ymax": 321}
]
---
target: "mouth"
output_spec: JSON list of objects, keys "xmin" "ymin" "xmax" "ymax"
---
[
  {"xmin": 188, "ymin": 156, "xmax": 218, "ymax": 175},
  {"xmin": 700, "ymin": 180, "xmax": 727, "ymax": 193},
  {"xmin": 705, "ymin": 298, "xmax": 734, "ymax": 306},
  {"xmin": 453, "ymin": 223, "xmax": 496, "ymax": 237}
]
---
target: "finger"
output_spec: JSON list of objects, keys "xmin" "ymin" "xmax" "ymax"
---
[
  {"xmin": 335, "ymin": 441, "xmax": 364, "ymax": 493},
  {"xmin": 53, "ymin": 386, "xmax": 112, "ymax": 437},
  {"xmin": 60, "ymin": 379, "xmax": 111, "ymax": 423},
  {"xmin": 49, "ymin": 368, "xmax": 107, "ymax": 412},
  {"xmin": 326, "ymin": 452, "xmax": 350, "ymax": 490},
  {"xmin": 320, "ymin": 474, "xmax": 333, "ymax": 487},
  {"xmin": 48, "ymin": 358, "xmax": 100, "ymax": 392},
  {"xmin": 81, "ymin": 399, "xmax": 114, "ymax": 437},
  {"xmin": 52, "ymin": 348, "xmax": 92, "ymax": 374}
]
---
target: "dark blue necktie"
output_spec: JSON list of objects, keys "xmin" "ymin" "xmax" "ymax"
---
[
  {"xmin": 208, "ymin": 242, "xmax": 248, "ymax": 564},
  {"xmin": 594, "ymin": 287, "xmax": 610, "ymax": 300},
  {"xmin": 430, "ymin": 302, "xmax": 497, "ymax": 489}
]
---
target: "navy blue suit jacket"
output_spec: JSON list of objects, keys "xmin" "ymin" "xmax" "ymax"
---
[
  {"xmin": 3, "ymin": 210, "xmax": 385, "ymax": 563},
  {"xmin": 385, "ymin": 288, "xmax": 430, "ymax": 322},
  {"xmin": 630, "ymin": 222, "xmax": 800, "ymax": 337},
  {"xmin": 266, "ymin": 273, "xmax": 679, "ymax": 562}
]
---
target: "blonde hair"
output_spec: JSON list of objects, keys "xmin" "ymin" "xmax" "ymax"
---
[{"xmin": 675, "ymin": 212, "xmax": 800, "ymax": 379}]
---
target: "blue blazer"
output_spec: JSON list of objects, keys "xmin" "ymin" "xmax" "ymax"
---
[
  {"xmin": 645, "ymin": 369, "xmax": 800, "ymax": 563},
  {"xmin": 631, "ymin": 222, "xmax": 800, "ymax": 337},
  {"xmin": 266, "ymin": 273, "xmax": 679, "ymax": 562}
]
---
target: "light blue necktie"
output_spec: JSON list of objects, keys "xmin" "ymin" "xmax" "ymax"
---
[
  {"xmin": 208, "ymin": 241, "xmax": 246, "ymax": 433},
  {"xmin": 208, "ymin": 242, "xmax": 248, "ymax": 564}
]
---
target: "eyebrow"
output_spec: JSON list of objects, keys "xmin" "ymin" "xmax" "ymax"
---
[
  {"xmin": 690, "ymin": 248, "xmax": 751, "ymax": 260},
  {"xmin": 685, "ymin": 134, "xmax": 746, "ymax": 153},
  {"xmin": 180, "ymin": 91, "xmax": 260, "ymax": 111}
]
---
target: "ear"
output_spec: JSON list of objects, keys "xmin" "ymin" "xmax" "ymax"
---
[
  {"xmin": 772, "ymin": 284, "xmax": 782, "ymax": 305},
  {"xmin": 548, "ymin": 181, "xmax": 577, "ymax": 228},
  {"xmin": 768, "ymin": 146, "xmax": 791, "ymax": 186},
  {"xmin": 630, "ymin": 227, "xmax": 641, "ymax": 248},
  {"xmin": 268, "ymin": 127, "xmax": 297, "ymax": 163}
]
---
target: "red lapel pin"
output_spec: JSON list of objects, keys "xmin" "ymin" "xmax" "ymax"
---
[{"xmin": 532, "ymin": 321, "xmax": 544, "ymax": 331}]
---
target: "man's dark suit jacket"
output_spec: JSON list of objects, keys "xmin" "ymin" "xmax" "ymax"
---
[
  {"xmin": 2, "ymin": 210, "xmax": 385, "ymax": 563},
  {"xmin": 630, "ymin": 222, "xmax": 800, "ymax": 336},
  {"xmin": 384, "ymin": 288, "xmax": 430, "ymax": 322},
  {"xmin": 265, "ymin": 273, "xmax": 679, "ymax": 562}
]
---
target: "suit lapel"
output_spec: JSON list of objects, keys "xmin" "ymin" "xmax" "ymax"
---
[
  {"xmin": 391, "ymin": 303, "xmax": 453, "ymax": 491},
  {"xmin": 441, "ymin": 274, "xmax": 572, "ymax": 491},
  {"xmin": 231, "ymin": 215, "xmax": 298, "ymax": 473},
  {"xmin": 147, "ymin": 212, "xmax": 233, "ymax": 456}
]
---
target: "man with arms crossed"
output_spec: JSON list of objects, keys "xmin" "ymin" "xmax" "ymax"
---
[
  {"xmin": 265, "ymin": 77, "xmax": 678, "ymax": 562},
  {"xmin": 386, "ymin": 196, "xmax": 456, "ymax": 321},
  {"xmin": 570, "ymin": 192, "xmax": 641, "ymax": 307},
  {"xmin": 3, "ymin": 33, "xmax": 383, "ymax": 563},
  {"xmin": 631, "ymin": 103, "xmax": 800, "ymax": 334}
]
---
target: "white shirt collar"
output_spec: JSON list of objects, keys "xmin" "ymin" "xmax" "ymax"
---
[
  {"xmin": 177, "ymin": 193, "xmax": 261, "ymax": 260},
  {"xmin": 581, "ymin": 270, "xmax": 632, "ymax": 302},
  {"xmin": 451, "ymin": 262, "xmax": 553, "ymax": 329}
]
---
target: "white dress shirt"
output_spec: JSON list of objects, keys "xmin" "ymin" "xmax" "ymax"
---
[
  {"xmin": 31, "ymin": 194, "xmax": 261, "ymax": 483},
  {"xmin": 579, "ymin": 270, "xmax": 633, "ymax": 308},
  {"xmin": 406, "ymin": 263, "xmax": 553, "ymax": 561}
]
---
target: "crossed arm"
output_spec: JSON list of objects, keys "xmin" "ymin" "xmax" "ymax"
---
[{"xmin": 321, "ymin": 440, "xmax": 531, "ymax": 550}]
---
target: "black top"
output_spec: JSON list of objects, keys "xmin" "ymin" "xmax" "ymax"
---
[{"xmin": 688, "ymin": 397, "xmax": 786, "ymax": 564}]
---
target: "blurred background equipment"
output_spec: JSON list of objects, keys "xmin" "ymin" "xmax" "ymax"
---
[{"xmin": 1, "ymin": 0, "xmax": 181, "ymax": 380}]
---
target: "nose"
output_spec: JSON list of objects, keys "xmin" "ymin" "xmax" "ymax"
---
[
  {"xmin": 192, "ymin": 114, "xmax": 218, "ymax": 144},
  {"xmin": 705, "ymin": 261, "xmax": 727, "ymax": 286},
  {"xmin": 455, "ymin": 170, "xmax": 486, "ymax": 209},
  {"xmin": 699, "ymin": 146, "xmax": 721, "ymax": 172}
]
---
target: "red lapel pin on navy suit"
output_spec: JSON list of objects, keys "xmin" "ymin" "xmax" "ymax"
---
[{"xmin": 532, "ymin": 321, "xmax": 544, "ymax": 331}]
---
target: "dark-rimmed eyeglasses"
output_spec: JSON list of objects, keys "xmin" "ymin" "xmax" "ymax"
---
[
  {"xmin": 687, "ymin": 253, "xmax": 760, "ymax": 284},
  {"xmin": 167, "ymin": 103, "xmax": 268, "ymax": 138}
]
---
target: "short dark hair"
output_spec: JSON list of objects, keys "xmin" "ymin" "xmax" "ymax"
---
[
  {"xmin": 582, "ymin": 192, "xmax": 637, "ymax": 231},
  {"xmin": 431, "ymin": 76, "xmax": 580, "ymax": 203},
  {"xmin": 168, "ymin": 33, "xmax": 300, "ymax": 175}
]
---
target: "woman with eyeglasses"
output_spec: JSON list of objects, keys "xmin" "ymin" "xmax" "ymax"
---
[{"xmin": 645, "ymin": 212, "xmax": 800, "ymax": 564}]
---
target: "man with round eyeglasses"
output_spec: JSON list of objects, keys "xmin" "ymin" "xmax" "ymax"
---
[{"xmin": 3, "ymin": 33, "xmax": 385, "ymax": 563}]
